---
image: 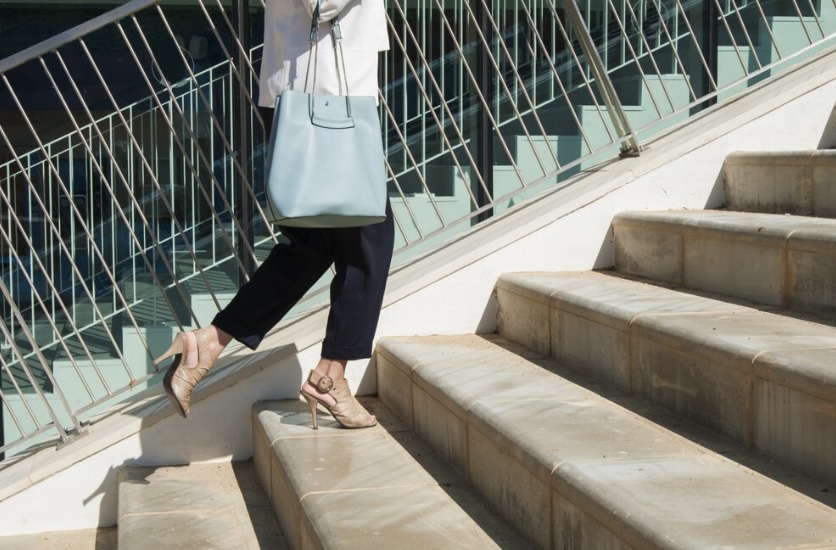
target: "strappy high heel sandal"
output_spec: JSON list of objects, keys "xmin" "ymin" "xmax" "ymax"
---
[
  {"xmin": 301, "ymin": 370, "xmax": 377, "ymax": 430},
  {"xmin": 154, "ymin": 328, "xmax": 214, "ymax": 418}
]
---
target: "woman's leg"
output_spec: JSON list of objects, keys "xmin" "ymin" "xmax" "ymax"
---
[
  {"xmin": 212, "ymin": 225, "xmax": 334, "ymax": 350},
  {"xmin": 164, "ymin": 203, "xmax": 393, "ymax": 421},
  {"xmin": 300, "ymin": 202, "xmax": 395, "ymax": 425},
  {"xmin": 170, "ymin": 223, "xmax": 333, "ymax": 375},
  {"xmin": 159, "ymin": 226, "xmax": 334, "ymax": 417},
  {"xmin": 321, "ymin": 200, "xmax": 395, "ymax": 360}
]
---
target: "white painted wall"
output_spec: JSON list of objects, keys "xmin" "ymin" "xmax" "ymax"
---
[{"xmin": 0, "ymin": 51, "xmax": 834, "ymax": 535}]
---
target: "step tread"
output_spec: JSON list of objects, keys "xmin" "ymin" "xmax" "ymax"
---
[
  {"xmin": 0, "ymin": 528, "xmax": 116, "ymax": 549},
  {"xmin": 117, "ymin": 461, "xmax": 287, "ymax": 550},
  {"xmin": 725, "ymin": 149, "xmax": 836, "ymax": 164},
  {"xmin": 498, "ymin": 270, "xmax": 836, "ymax": 396},
  {"xmin": 377, "ymin": 334, "xmax": 836, "ymax": 549},
  {"xmin": 614, "ymin": 209, "xmax": 836, "ymax": 239},
  {"xmin": 252, "ymin": 397, "xmax": 530, "ymax": 549}
]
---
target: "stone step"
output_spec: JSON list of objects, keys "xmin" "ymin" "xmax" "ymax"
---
[
  {"xmin": 375, "ymin": 333, "xmax": 836, "ymax": 550},
  {"xmin": 0, "ymin": 527, "xmax": 116, "ymax": 549},
  {"xmin": 252, "ymin": 397, "xmax": 529, "ymax": 549},
  {"xmin": 117, "ymin": 461, "xmax": 287, "ymax": 550},
  {"xmin": 723, "ymin": 150, "xmax": 836, "ymax": 216},
  {"xmin": 495, "ymin": 270, "xmax": 836, "ymax": 487},
  {"xmin": 612, "ymin": 209, "xmax": 836, "ymax": 319}
]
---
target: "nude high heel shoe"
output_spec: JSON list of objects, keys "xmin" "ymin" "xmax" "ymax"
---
[
  {"xmin": 154, "ymin": 329, "xmax": 214, "ymax": 418},
  {"xmin": 301, "ymin": 370, "xmax": 377, "ymax": 430}
]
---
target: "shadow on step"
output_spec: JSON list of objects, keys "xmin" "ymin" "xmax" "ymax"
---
[
  {"xmin": 483, "ymin": 335, "xmax": 836, "ymax": 511},
  {"xmin": 117, "ymin": 461, "xmax": 287, "ymax": 550},
  {"xmin": 230, "ymin": 460, "xmax": 292, "ymax": 550},
  {"xmin": 358, "ymin": 396, "xmax": 534, "ymax": 549}
]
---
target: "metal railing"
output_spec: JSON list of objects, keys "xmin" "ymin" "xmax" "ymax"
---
[{"xmin": 0, "ymin": 0, "xmax": 833, "ymax": 461}]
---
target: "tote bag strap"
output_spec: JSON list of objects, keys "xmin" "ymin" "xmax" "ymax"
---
[{"xmin": 303, "ymin": 0, "xmax": 351, "ymax": 97}]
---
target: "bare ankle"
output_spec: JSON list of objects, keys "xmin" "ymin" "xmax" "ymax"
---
[
  {"xmin": 205, "ymin": 325, "xmax": 233, "ymax": 360},
  {"xmin": 315, "ymin": 358, "xmax": 347, "ymax": 381}
]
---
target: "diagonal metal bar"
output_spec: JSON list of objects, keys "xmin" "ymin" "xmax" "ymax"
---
[{"xmin": 561, "ymin": 0, "xmax": 641, "ymax": 155}]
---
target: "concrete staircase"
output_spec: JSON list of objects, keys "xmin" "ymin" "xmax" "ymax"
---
[
  {"xmin": 229, "ymin": 147, "xmax": 836, "ymax": 549},
  {"xmin": 380, "ymin": 148, "xmax": 836, "ymax": 548}
]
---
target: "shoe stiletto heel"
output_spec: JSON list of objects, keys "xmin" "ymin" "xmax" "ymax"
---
[
  {"xmin": 156, "ymin": 329, "xmax": 215, "ymax": 418},
  {"xmin": 153, "ymin": 335, "xmax": 185, "ymax": 367},
  {"xmin": 303, "ymin": 395, "xmax": 319, "ymax": 430},
  {"xmin": 301, "ymin": 370, "xmax": 376, "ymax": 430}
]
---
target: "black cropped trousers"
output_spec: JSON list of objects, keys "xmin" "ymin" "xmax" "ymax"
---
[{"xmin": 212, "ymin": 201, "xmax": 394, "ymax": 360}]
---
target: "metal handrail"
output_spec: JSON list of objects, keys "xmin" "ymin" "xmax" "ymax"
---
[{"xmin": 0, "ymin": 0, "xmax": 161, "ymax": 74}]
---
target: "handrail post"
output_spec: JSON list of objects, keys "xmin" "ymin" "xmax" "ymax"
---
[
  {"xmin": 474, "ymin": 0, "xmax": 494, "ymax": 220},
  {"xmin": 562, "ymin": 0, "xmax": 642, "ymax": 156},
  {"xmin": 233, "ymin": 0, "xmax": 255, "ymax": 279},
  {"xmin": 701, "ymin": 0, "xmax": 719, "ymax": 110}
]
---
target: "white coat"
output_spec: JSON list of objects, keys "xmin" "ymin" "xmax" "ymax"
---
[{"xmin": 258, "ymin": 0, "xmax": 390, "ymax": 107}]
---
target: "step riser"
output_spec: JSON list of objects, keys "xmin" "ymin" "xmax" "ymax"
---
[
  {"xmin": 612, "ymin": 212, "xmax": 836, "ymax": 320},
  {"xmin": 723, "ymin": 151, "xmax": 836, "ymax": 216},
  {"xmin": 495, "ymin": 274, "xmax": 836, "ymax": 488}
]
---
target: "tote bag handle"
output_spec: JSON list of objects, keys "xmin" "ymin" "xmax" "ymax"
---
[{"xmin": 304, "ymin": 0, "xmax": 351, "ymax": 99}]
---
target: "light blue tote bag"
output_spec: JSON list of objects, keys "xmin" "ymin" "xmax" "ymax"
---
[{"xmin": 264, "ymin": 2, "xmax": 387, "ymax": 228}]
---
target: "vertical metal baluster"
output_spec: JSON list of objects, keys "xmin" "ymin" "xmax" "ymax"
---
[
  {"xmin": 378, "ymin": 93, "xmax": 432, "ymax": 241},
  {"xmin": 0, "ymin": 178, "xmax": 105, "ymax": 400},
  {"xmin": 423, "ymin": 0, "xmax": 510, "ymax": 202},
  {"xmin": 519, "ymin": 0, "xmax": 599, "ymax": 152},
  {"xmin": 0, "ymin": 318, "xmax": 58, "ymax": 444},
  {"xmin": 0, "ymin": 242, "xmax": 79, "ymax": 439}
]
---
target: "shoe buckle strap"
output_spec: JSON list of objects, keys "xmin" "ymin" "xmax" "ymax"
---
[{"xmin": 316, "ymin": 375, "xmax": 335, "ymax": 393}]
